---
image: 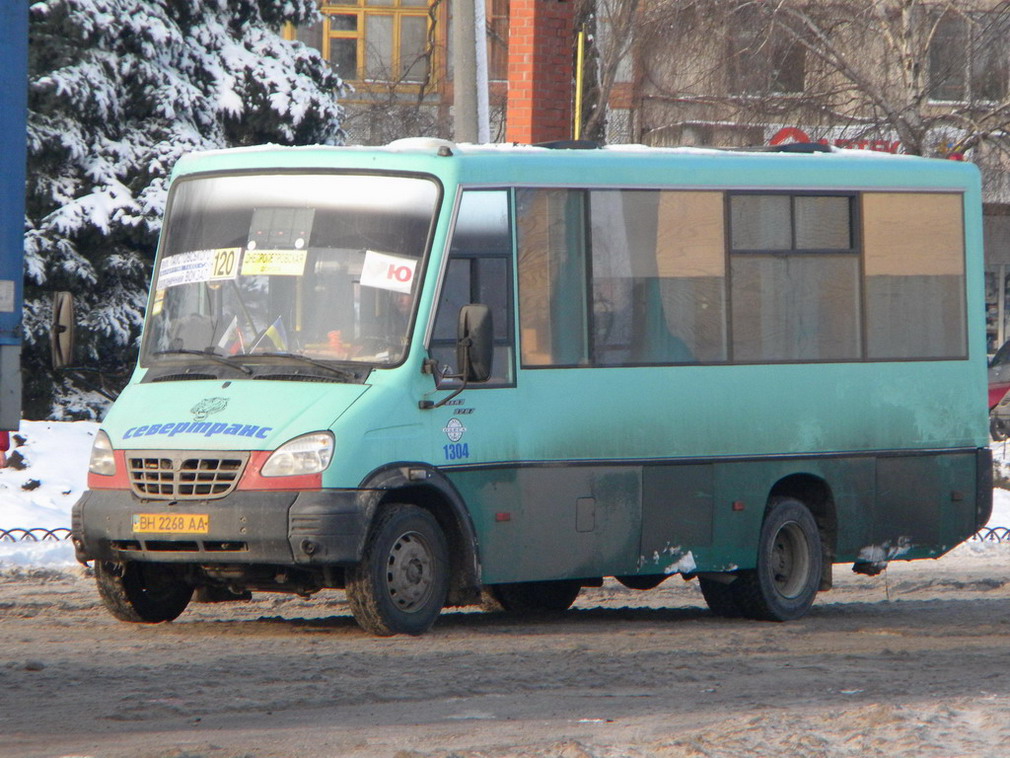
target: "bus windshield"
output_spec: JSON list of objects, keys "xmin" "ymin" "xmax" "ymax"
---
[{"xmin": 141, "ymin": 172, "xmax": 440, "ymax": 372}]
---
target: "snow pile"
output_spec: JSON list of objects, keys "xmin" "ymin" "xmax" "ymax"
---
[
  {"xmin": 0, "ymin": 420, "xmax": 97, "ymax": 566},
  {"xmin": 2, "ymin": 423, "xmax": 1009, "ymax": 569}
]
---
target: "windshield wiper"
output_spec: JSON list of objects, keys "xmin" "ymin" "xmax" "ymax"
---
[
  {"xmin": 153, "ymin": 349, "xmax": 254, "ymax": 376},
  {"xmin": 245, "ymin": 352, "xmax": 360, "ymax": 381}
]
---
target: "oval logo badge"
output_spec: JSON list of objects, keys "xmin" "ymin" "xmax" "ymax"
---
[{"xmin": 442, "ymin": 417, "xmax": 466, "ymax": 442}]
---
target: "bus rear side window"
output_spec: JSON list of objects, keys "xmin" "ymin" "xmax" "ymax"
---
[{"xmin": 863, "ymin": 193, "xmax": 966, "ymax": 359}]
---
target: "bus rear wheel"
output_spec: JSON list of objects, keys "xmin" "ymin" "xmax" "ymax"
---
[
  {"xmin": 698, "ymin": 574, "xmax": 744, "ymax": 618},
  {"xmin": 487, "ymin": 580, "xmax": 582, "ymax": 613},
  {"xmin": 94, "ymin": 560, "xmax": 193, "ymax": 623},
  {"xmin": 733, "ymin": 497, "xmax": 823, "ymax": 621},
  {"xmin": 346, "ymin": 504, "xmax": 449, "ymax": 636}
]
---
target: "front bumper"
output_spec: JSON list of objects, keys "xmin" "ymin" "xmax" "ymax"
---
[{"xmin": 71, "ymin": 489, "xmax": 374, "ymax": 566}]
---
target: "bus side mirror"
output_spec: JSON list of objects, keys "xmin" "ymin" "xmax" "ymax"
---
[
  {"xmin": 51, "ymin": 291, "xmax": 75, "ymax": 369},
  {"xmin": 457, "ymin": 304, "xmax": 492, "ymax": 383}
]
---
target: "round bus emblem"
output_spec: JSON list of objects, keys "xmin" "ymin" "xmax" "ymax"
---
[
  {"xmin": 442, "ymin": 417, "xmax": 466, "ymax": 442},
  {"xmin": 191, "ymin": 397, "xmax": 229, "ymax": 421}
]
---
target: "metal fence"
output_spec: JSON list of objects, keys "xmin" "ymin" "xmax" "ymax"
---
[
  {"xmin": 973, "ymin": 526, "xmax": 1010, "ymax": 543},
  {"xmin": 3, "ymin": 526, "xmax": 1010, "ymax": 543},
  {"xmin": 0, "ymin": 527, "xmax": 72, "ymax": 542}
]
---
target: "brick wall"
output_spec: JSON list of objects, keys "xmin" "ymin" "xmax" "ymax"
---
[{"xmin": 505, "ymin": 0, "xmax": 576, "ymax": 144}]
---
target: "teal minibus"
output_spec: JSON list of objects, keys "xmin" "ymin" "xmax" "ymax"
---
[{"xmin": 70, "ymin": 139, "xmax": 992, "ymax": 635}]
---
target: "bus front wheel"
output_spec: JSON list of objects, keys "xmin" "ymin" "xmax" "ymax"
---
[
  {"xmin": 94, "ymin": 560, "xmax": 193, "ymax": 623},
  {"xmin": 346, "ymin": 504, "xmax": 449, "ymax": 636},
  {"xmin": 733, "ymin": 497, "xmax": 823, "ymax": 621}
]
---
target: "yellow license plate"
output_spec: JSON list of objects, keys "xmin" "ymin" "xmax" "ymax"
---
[{"xmin": 132, "ymin": 513, "xmax": 210, "ymax": 534}]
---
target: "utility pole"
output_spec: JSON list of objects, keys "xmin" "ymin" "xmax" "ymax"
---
[
  {"xmin": 452, "ymin": 0, "xmax": 478, "ymax": 143},
  {"xmin": 474, "ymin": 0, "xmax": 490, "ymax": 143}
]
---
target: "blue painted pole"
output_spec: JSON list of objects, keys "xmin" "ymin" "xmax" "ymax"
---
[{"xmin": 0, "ymin": 1, "xmax": 27, "ymax": 431}]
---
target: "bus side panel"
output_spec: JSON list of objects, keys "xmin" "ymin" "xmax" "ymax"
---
[
  {"xmin": 450, "ymin": 451, "xmax": 984, "ymax": 584},
  {"xmin": 446, "ymin": 466, "xmax": 642, "ymax": 584},
  {"xmin": 870, "ymin": 451, "xmax": 981, "ymax": 558},
  {"xmin": 641, "ymin": 464, "xmax": 715, "ymax": 555},
  {"xmin": 694, "ymin": 457, "xmax": 873, "ymax": 572},
  {"xmin": 701, "ymin": 451, "xmax": 982, "ymax": 568}
]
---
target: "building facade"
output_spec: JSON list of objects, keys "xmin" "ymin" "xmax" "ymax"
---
[{"xmin": 291, "ymin": 0, "xmax": 510, "ymax": 143}]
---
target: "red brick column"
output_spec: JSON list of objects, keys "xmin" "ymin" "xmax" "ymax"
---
[{"xmin": 506, "ymin": 0, "xmax": 576, "ymax": 144}]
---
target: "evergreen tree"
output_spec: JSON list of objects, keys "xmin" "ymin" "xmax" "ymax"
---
[{"xmin": 25, "ymin": 0, "xmax": 343, "ymax": 419}]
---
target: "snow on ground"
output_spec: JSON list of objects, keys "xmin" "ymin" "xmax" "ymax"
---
[
  {"xmin": 0, "ymin": 420, "xmax": 97, "ymax": 567},
  {"xmin": 1, "ymin": 421, "xmax": 1009, "ymax": 569}
]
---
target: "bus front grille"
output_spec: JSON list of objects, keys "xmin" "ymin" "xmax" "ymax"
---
[{"xmin": 127, "ymin": 452, "xmax": 249, "ymax": 500}]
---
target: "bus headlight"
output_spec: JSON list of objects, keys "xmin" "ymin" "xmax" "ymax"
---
[
  {"xmin": 260, "ymin": 432, "xmax": 334, "ymax": 477},
  {"xmin": 88, "ymin": 430, "xmax": 116, "ymax": 476}
]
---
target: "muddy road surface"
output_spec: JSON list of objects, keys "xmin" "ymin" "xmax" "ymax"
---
[{"xmin": 4, "ymin": 549, "xmax": 1010, "ymax": 758}]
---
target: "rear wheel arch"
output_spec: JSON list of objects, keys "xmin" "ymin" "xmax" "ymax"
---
[
  {"xmin": 733, "ymin": 495, "xmax": 823, "ymax": 621},
  {"xmin": 768, "ymin": 473, "xmax": 836, "ymax": 589},
  {"xmin": 699, "ymin": 490, "xmax": 826, "ymax": 621}
]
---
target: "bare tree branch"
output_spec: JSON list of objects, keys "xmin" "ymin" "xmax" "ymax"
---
[{"xmin": 619, "ymin": 0, "xmax": 1010, "ymax": 167}]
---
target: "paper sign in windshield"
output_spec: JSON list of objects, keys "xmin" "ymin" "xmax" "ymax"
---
[
  {"xmin": 240, "ymin": 249, "xmax": 308, "ymax": 277},
  {"xmin": 158, "ymin": 248, "xmax": 242, "ymax": 289},
  {"xmin": 151, "ymin": 288, "xmax": 166, "ymax": 316},
  {"xmin": 360, "ymin": 250, "xmax": 417, "ymax": 294}
]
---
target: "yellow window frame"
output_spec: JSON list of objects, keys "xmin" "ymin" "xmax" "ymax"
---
[{"xmin": 317, "ymin": 1, "xmax": 439, "ymax": 90}]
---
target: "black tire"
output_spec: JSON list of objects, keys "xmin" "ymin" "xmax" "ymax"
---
[
  {"xmin": 346, "ymin": 504, "xmax": 449, "ymax": 636},
  {"xmin": 94, "ymin": 561, "xmax": 193, "ymax": 623},
  {"xmin": 616, "ymin": 574, "xmax": 667, "ymax": 591},
  {"xmin": 488, "ymin": 579, "xmax": 582, "ymax": 613},
  {"xmin": 733, "ymin": 497, "xmax": 823, "ymax": 621},
  {"xmin": 991, "ymin": 413, "xmax": 1009, "ymax": 441},
  {"xmin": 698, "ymin": 574, "xmax": 745, "ymax": 618}
]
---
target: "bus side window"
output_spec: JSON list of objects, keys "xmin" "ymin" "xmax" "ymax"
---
[
  {"xmin": 517, "ymin": 188, "xmax": 727, "ymax": 368},
  {"xmin": 589, "ymin": 190, "xmax": 726, "ymax": 365},
  {"xmin": 516, "ymin": 189, "xmax": 590, "ymax": 366},
  {"xmin": 729, "ymin": 193, "xmax": 860, "ymax": 362},
  {"xmin": 863, "ymin": 192, "xmax": 966, "ymax": 359},
  {"xmin": 430, "ymin": 191, "xmax": 515, "ymax": 384}
]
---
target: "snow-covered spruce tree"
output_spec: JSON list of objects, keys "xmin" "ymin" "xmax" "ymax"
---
[{"xmin": 25, "ymin": 0, "xmax": 343, "ymax": 419}]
